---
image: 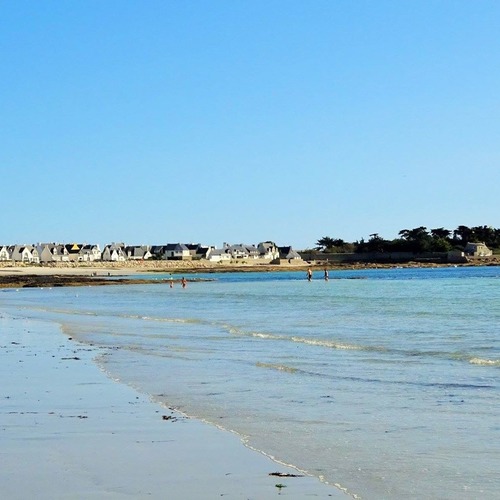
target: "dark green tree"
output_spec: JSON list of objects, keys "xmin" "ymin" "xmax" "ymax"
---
[
  {"xmin": 453, "ymin": 225, "xmax": 472, "ymax": 245},
  {"xmin": 315, "ymin": 236, "xmax": 336, "ymax": 252},
  {"xmin": 431, "ymin": 227, "xmax": 451, "ymax": 240}
]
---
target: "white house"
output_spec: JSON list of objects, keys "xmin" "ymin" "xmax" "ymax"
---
[
  {"xmin": 56, "ymin": 244, "xmax": 70, "ymax": 262},
  {"xmin": 102, "ymin": 244, "xmax": 126, "ymax": 262},
  {"xmin": 0, "ymin": 245, "xmax": 11, "ymax": 261},
  {"xmin": 10, "ymin": 245, "xmax": 34, "ymax": 263},
  {"xmin": 186, "ymin": 244, "xmax": 212, "ymax": 260},
  {"xmin": 257, "ymin": 241, "xmax": 280, "ymax": 260},
  {"xmin": 79, "ymin": 244, "xmax": 102, "ymax": 262},
  {"xmin": 223, "ymin": 243, "xmax": 260, "ymax": 260},
  {"xmin": 30, "ymin": 246, "xmax": 40, "ymax": 264},
  {"xmin": 207, "ymin": 248, "xmax": 232, "ymax": 263}
]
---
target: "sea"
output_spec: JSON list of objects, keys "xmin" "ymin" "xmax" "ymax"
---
[{"xmin": 1, "ymin": 266, "xmax": 499, "ymax": 499}]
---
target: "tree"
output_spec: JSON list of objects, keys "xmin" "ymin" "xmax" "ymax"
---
[
  {"xmin": 398, "ymin": 229, "xmax": 410, "ymax": 240},
  {"xmin": 431, "ymin": 227, "xmax": 451, "ymax": 240},
  {"xmin": 366, "ymin": 233, "xmax": 386, "ymax": 252},
  {"xmin": 315, "ymin": 236, "xmax": 336, "ymax": 252},
  {"xmin": 471, "ymin": 225, "xmax": 495, "ymax": 246},
  {"xmin": 431, "ymin": 238, "xmax": 452, "ymax": 252},
  {"xmin": 453, "ymin": 225, "xmax": 472, "ymax": 245},
  {"xmin": 397, "ymin": 227, "xmax": 431, "ymax": 252}
]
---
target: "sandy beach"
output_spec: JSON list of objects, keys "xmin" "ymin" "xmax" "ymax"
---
[{"xmin": 0, "ymin": 309, "xmax": 343, "ymax": 499}]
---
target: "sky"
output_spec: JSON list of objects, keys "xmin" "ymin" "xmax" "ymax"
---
[{"xmin": 1, "ymin": 1, "xmax": 499, "ymax": 250}]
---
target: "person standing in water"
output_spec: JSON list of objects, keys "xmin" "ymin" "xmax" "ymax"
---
[
  {"xmin": 324, "ymin": 268, "xmax": 329, "ymax": 281},
  {"xmin": 307, "ymin": 268, "xmax": 313, "ymax": 281},
  {"xmin": 181, "ymin": 277, "xmax": 187, "ymax": 288}
]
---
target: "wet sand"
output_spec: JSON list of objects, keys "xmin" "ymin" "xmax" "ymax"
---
[{"xmin": 0, "ymin": 309, "xmax": 344, "ymax": 499}]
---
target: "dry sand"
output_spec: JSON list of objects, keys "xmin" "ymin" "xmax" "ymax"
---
[{"xmin": 0, "ymin": 309, "xmax": 344, "ymax": 499}]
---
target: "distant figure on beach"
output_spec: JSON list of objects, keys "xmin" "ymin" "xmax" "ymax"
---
[
  {"xmin": 324, "ymin": 268, "xmax": 329, "ymax": 281},
  {"xmin": 307, "ymin": 268, "xmax": 312, "ymax": 281},
  {"xmin": 169, "ymin": 280, "xmax": 173, "ymax": 288},
  {"xmin": 181, "ymin": 277, "xmax": 187, "ymax": 288}
]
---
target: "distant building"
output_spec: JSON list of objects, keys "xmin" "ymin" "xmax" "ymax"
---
[
  {"xmin": 125, "ymin": 245, "xmax": 151, "ymax": 260},
  {"xmin": 164, "ymin": 243, "xmax": 191, "ymax": 260},
  {"xmin": 278, "ymin": 246, "xmax": 302, "ymax": 261},
  {"xmin": 0, "ymin": 245, "xmax": 12, "ymax": 261},
  {"xmin": 464, "ymin": 242, "xmax": 493, "ymax": 257},
  {"xmin": 10, "ymin": 245, "xmax": 35, "ymax": 263},
  {"xmin": 257, "ymin": 241, "xmax": 280, "ymax": 260},
  {"xmin": 207, "ymin": 248, "xmax": 232, "ymax": 263},
  {"xmin": 223, "ymin": 243, "xmax": 260, "ymax": 260},
  {"xmin": 185, "ymin": 243, "xmax": 212, "ymax": 260},
  {"xmin": 102, "ymin": 243, "xmax": 126, "ymax": 262},
  {"xmin": 150, "ymin": 243, "xmax": 191, "ymax": 260},
  {"xmin": 79, "ymin": 244, "xmax": 102, "ymax": 262}
]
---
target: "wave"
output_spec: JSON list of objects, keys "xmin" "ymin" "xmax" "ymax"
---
[
  {"xmin": 255, "ymin": 362, "xmax": 299, "ymax": 374},
  {"xmin": 123, "ymin": 313, "xmax": 201, "ymax": 324},
  {"xmin": 227, "ymin": 326, "xmax": 372, "ymax": 352},
  {"xmin": 469, "ymin": 357, "xmax": 500, "ymax": 367},
  {"xmin": 255, "ymin": 360, "xmax": 495, "ymax": 389},
  {"xmin": 227, "ymin": 326, "xmax": 499, "ymax": 369},
  {"xmin": 13, "ymin": 302, "xmax": 499, "ymax": 370}
]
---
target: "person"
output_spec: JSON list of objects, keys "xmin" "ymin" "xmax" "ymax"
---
[
  {"xmin": 169, "ymin": 280, "xmax": 174, "ymax": 288},
  {"xmin": 181, "ymin": 277, "xmax": 187, "ymax": 288},
  {"xmin": 307, "ymin": 268, "xmax": 312, "ymax": 281},
  {"xmin": 324, "ymin": 268, "xmax": 329, "ymax": 281}
]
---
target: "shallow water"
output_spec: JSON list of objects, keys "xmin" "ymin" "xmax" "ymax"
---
[{"xmin": 2, "ymin": 266, "xmax": 499, "ymax": 498}]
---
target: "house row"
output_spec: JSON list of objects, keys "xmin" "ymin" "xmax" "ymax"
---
[
  {"xmin": 0, "ymin": 240, "xmax": 302, "ymax": 264},
  {"xmin": 207, "ymin": 242, "xmax": 302, "ymax": 263},
  {"xmin": 0, "ymin": 243, "xmax": 102, "ymax": 264}
]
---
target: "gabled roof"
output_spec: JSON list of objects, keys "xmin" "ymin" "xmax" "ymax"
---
[
  {"xmin": 165, "ymin": 243, "xmax": 189, "ymax": 252},
  {"xmin": 278, "ymin": 246, "xmax": 301, "ymax": 259},
  {"xmin": 125, "ymin": 245, "xmax": 149, "ymax": 258},
  {"xmin": 65, "ymin": 243, "xmax": 82, "ymax": 254}
]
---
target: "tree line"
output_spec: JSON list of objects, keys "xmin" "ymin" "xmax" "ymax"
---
[{"xmin": 315, "ymin": 225, "xmax": 500, "ymax": 254}]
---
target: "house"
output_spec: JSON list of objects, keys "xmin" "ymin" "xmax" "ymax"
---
[
  {"xmin": 35, "ymin": 243, "xmax": 72, "ymax": 263},
  {"xmin": 223, "ymin": 243, "xmax": 260, "ymax": 260},
  {"xmin": 150, "ymin": 245, "xmax": 166, "ymax": 260},
  {"xmin": 464, "ymin": 242, "xmax": 493, "ymax": 257},
  {"xmin": 257, "ymin": 241, "xmax": 280, "ymax": 260},
  {"xmin": 79, "ymin": 244, "xmax": 102, "ymax": 262},
  {"xmin": 0, "ymin": 245, "xmax": 11, "ymax": 261},
  {"xmin": 125, "ymin": 245, "xmax": 152, "ymax": 260},
  {"xmin": 278, "ymin": 246, "xmax": 303, "ymax": 261},
  {"xmin": 36, "ymin": 244, "xmax": 57, "ymax": 263},
  {"xmin": 10, "ymin": 245, "xmax": 34, "ymax": 263},
  {"xmin": 64, "ymin": 243, "xmax": 84, "ymax": 262},
  {"xmin": 102, "ymin": 243, "xmax": 126, "ymax": 262},
  {"xmin": 185, "ymin": 243, "xmax": 212, "ymax": 260},
  {"xmin": 164, "ymin": 243, "xmax": 191, "ymax": 260},
  {"xmin": 30, "ymin": 246, "xmax": 40, "ymax": 264},
  {"xmin": 207, "ymin": 248, "xmax": 232, "ymax": 263},
  {"xmin": 56, "ymin": 244, "xmax": 70, "ymax": 262},
  {"xmin": 150, "ymin": 244, "xmax": 189, "ymax": 260}
]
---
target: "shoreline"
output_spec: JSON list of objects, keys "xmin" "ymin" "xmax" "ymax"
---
[
  {"xmin": 0, "ymin": 258, "xmax": 498, "ymax": 289},
  {"xmin": 1, "ymin": 256, "xmax": 498, "ymax": 276},
  {"xmin": 0, "ymin": 309, "xmax": 344, "ymax": 499}
]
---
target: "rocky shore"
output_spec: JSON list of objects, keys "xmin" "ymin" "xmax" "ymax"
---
[{"xmin": 0, "ymin": 274, "xmax": 181, "ymax": 289}]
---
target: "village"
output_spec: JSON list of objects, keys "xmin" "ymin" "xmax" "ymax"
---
[{"xmin": 0, "ymin": 241, "xmax": 303, "ymax": 265}]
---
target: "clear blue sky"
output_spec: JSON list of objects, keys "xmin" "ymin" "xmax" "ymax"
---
[{"xmin": 1, "ymin": 1, "xmax": 499, "ymax": 249}]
